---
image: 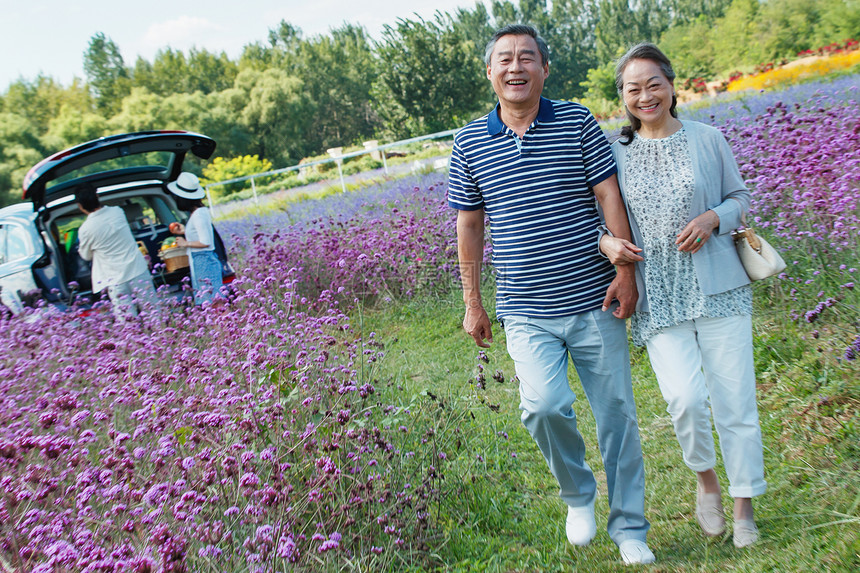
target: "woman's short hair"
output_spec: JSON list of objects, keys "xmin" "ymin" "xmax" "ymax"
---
[{"xmin": 484, "ymin": 24, "xmax": 550, "ymax": 66}]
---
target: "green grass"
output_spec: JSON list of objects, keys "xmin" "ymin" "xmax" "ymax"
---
[{"xmin": 355, "ymin": 283, "xmax": 859, "ymax": 571}]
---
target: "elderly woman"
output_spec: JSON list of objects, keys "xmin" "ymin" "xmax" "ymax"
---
[{"xmin": 600, "ymin": 43, "xmax": 766, "ymax": 548}]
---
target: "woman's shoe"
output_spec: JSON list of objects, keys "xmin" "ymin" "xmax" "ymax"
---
[
  {"xmin": 733, "ymin": 519, "xmax": 759, "ymax": 548},
  {"xmin": 695, "ymin": 484, "xmax": 726, "ymax": 536}
]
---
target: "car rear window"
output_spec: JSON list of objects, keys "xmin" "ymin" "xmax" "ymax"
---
[{"xmin": 46, "ymin": 151, "xmax": 174, "ymax": 191}]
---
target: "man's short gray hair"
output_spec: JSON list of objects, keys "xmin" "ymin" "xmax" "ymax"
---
[{"xmin": 484, "ymin": 24, "xmax": 550, "ymax": 66}]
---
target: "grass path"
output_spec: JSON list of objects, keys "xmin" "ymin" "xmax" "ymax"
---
[{"xmin": 358, "ymin": 287, "xmax": 859, "ymax": 572}]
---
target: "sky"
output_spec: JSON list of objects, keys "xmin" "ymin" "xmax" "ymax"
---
[{"xmin": 0, "ymin": 0, "xmax": 476, "ymax": 89}]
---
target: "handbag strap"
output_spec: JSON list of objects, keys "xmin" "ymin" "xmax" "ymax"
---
[
  {"xmin": 744, "ymin": 228, "xmax": 762, "ymax": 251},
  {"xmin": 734, "ymin": 214, "xmax": 762, "ymax": 251}
]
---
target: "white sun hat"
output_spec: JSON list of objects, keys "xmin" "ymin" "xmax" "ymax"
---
[{"xmin": 166, "ymin": 172, "xmax": 205, "ymax": 200}]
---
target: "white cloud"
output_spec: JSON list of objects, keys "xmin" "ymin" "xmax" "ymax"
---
[{"xmin": 140, "ymin": 16, "xmax": 225, "ymax": 54}]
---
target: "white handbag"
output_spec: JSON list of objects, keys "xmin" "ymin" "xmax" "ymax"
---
[{"xmin": 732, "ymin": 227, "xmax": 786, "ymax": 281}]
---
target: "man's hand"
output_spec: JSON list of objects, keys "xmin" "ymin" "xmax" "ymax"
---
[
  {"xmin": 463, "ymin": 303, "xmax": 493, "ymax": 348},
  {"xmin": 602, "ymin": 267, "xmax": 638, "ymax": 319},
  {"xmin": 599, "ymin": 235, "xmax": 644, "ymax": 265}
]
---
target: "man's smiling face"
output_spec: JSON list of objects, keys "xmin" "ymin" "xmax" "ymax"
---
[{"xmin": 487, "ymin": 34, "xmax": 549, "ymax": 110}]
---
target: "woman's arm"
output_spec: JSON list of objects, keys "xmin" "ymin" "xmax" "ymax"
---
[{"xmin": 677, "ymin": 128, "xmax": 750, "ymax": 253}]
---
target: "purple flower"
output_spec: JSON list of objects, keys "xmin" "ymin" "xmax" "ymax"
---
[{"xmin": 277, "ymin": 535, "xmax": 299, "ymax": 561}]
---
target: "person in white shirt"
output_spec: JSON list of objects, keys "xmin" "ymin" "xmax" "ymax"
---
[
  {"xmin": 75, "ymin": 184, "xmax": 158, "ymax": 319},
  {"xmin": 167, "ymin": 172, "xmax": 222, "ymax": 305}
]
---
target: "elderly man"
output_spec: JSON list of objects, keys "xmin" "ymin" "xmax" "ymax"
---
[
  {"xmin": 448, "ymin": 24, "xmax": 654, "ymax": 565},
  {"xmin": 76, "ymin": 184, "xmax": 158, "ymax": 319}
]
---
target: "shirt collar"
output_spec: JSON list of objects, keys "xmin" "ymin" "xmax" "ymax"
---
[{"xmin": 487, "ymin": 97, "xmax": 556, "ymax": 135}]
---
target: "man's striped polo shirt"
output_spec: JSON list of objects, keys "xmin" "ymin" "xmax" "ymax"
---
[{"xmin": 448, "ymin": 96, "xmax": 618, "ymax": 319}]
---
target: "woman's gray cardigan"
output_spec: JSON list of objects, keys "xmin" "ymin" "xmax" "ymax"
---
[{"xmin": 611, "ymin": 120, "xmax": 751, "ymax": 312}]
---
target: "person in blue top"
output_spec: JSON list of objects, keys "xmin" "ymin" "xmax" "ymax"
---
[{"xmin": 448, "ymin": 24, "xmax": 654, "ymax": 565}]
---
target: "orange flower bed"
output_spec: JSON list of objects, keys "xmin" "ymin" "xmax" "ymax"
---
[{"xmin": 727, "ymin": 50, "xmax": 860, "ymax": 92}]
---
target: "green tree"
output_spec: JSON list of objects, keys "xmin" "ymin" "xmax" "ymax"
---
[
  {"xmin": 2, "ymin": 76, "xmax": 93, "ymax": 133},
  {"xmin": 292, "ymin": 23, "xmax": 380, "ymax": 150},
  {"xmin": 187, "ymin": 49, "xmax": 239, "ymax": 94},
  {"xmin": 757, "ymin": 0, "xmax": 824, "ymax": 60},
  {"xmin": 0, "ymin": 113, "xmax": 45, "ymax": 206},
  {"xmin": 137, "ymin": 48, "xmax": 189, "ymax": 95},
  {"xmin": 107, "ymin": 87, "xmax": 161, "ymax": 133},
  {"xmin": 83, "ymin": 32, "xmax": 131, "ymax": 113},
  {"xmin": 109, "ymin": 88, "xmax": 228, "ymax": 140},
  {"xmin": 45, "ymin": 107, "xmax": 108, "ymax": 151},
  {"xmin": 659, "ymin": 15, "xmax": 719, "ymax": 78},
  {"xmin": 374, "ymin": 12, "xmax": 492, "ymax": 137},
  {"xmin": 668, "ymin": 0, "xmax": 734, "ymax": 24},
  {"xmin": 198, "ymin": 88, "xmax": 255, "ymax": 160},
  {"xmin": 580, "ymin": 60, "xmax": 618, "ymax": 101},
  {"xmin": 595, "ymin": 0, "xmax": 672, "ymax": 64},
  {"xmin": 816, "ymin": 0, "xmax": 860, "ymax": 45},
  {"xmin": 233, "ymin": 68, "xmax": 314, "ymax": 165},
  {"xmin": 132, "ymin": 47, "xmax": 238, "ymax": 96}
]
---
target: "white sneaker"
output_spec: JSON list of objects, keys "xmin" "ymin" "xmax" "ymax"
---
[
  {"xmin": 619, "ymin": 539, "xmax": 656, "ymax": 565},
  {"xmin": 565, "ymin": 500, "xmax": 597, "ymax": 546}
]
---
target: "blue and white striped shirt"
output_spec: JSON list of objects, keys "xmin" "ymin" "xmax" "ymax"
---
[{"xmin": 448, "ymin": 97, "xmax": 617, "ymax": 318}]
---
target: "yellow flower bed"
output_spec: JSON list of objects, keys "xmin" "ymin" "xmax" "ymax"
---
[{"xmin": 727, "ymin": 50, "xmax": 860, "ymax": 92}]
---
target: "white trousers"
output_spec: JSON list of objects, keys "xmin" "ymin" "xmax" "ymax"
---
[{"xmin": 646, "ymin": 314, "xmax": 767, "ymax": 498}]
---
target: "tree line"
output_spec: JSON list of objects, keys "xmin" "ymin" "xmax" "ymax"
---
[{"xmin": 1, "ymin": 0, "xmax": 856, "ymax": 206}]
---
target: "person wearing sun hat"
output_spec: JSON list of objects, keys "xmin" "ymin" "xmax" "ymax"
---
[{"xmin": 166, "ymin": 172, "xmax": 222, "ymax": 305}]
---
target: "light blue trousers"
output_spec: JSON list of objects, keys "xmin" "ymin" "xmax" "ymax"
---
[
  {"xmin": 503, "ymin": 308, "xmax": 650, "ymax": 544},
  {"xmin": 190, "ymin": 250, "xmax": 222, "ymax": 305}
]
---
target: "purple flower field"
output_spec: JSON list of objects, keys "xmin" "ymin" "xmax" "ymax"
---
[
  {"xmin": 0, "ymin": 76, "xmax": 857, "ymax": 571},
  {"xmin": 0, "ymin": 175, "xmax": 466, "ymax": 570},
  {"xmin": 222, "ymin": 175, "xmax": 463, "ymax": 305},
  {"xmin": 0, "ymin": 285, "xmax": 457, "ymax": 570},
  {"xmin": 715, "ymin": 81, "xmax": 859, "ymax": 357}
]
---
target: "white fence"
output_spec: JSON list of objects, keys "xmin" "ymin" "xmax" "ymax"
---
[{"xmin": 203, "ymin": 128, "xmax": 458, "ymax": 210}]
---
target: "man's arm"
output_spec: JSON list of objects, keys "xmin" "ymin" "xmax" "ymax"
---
[
  {"xmin": 457, "ymin": 208, "xmax": 493, "ymax": 347},
  {"xmin": 77, "ymin": 224, "xmax": 93, "ymax": 262},
  {"xmin": 592, "ymin": 174, "xmax": 638, "ymax": 319}
]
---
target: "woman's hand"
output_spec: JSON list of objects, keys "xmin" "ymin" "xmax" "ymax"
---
[
  {"xmin": 676, "ymin": 210, "xmax": 719, "ymax": 253},
  {"xmin": 600, "ymin": 235, "xmax": 644, "ymax": 265},
  {"xmin": 169, "ymin": 222, "xmax": 185, "ymax": 235},
  {"xmin": 175, "ymin": 237, "xmax": 188, "ymax": 248}
]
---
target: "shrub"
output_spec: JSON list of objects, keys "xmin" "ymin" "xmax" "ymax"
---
[{"xmin": 203, "ymin": 155, "xmax": 274, "ymax": 199}]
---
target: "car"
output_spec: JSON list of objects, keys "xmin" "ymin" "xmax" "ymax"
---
[{"xmin": 0, "ymin": 130, "xmax": 234, "ymax": 315}]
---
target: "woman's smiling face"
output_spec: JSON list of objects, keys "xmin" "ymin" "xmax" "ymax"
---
[{"xmin": 621, "ymin": 58, "xmax": 675, "ymax": 130}]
